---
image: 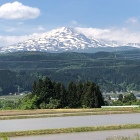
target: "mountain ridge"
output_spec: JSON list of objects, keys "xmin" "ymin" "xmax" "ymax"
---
[{"xmin": 0, "ymin": 27, "xmax": 139, "ymax": 53}]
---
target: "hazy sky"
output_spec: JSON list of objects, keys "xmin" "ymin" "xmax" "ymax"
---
[{"xmin": 0, "ymin": 0, "xmax": 140, "ymax": 46}]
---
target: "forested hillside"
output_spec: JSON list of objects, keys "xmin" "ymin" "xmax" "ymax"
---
[{"xmin": 0, "ymin": 50, "xmax": 140, "ymax": 95}]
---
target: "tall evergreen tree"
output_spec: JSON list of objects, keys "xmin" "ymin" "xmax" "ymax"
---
[
  {"xmin": 67, "ymin": 81, "xmax": 78, "ymax": 108},
  {"xmin": 59, "ymin": 83, "xmax": 68, "ymax": 108},
  {"xmin": 95, "ymin": 85, "xmax": 105, "ymax": 107},
  {"xmin": 76, "ymin": 80, "xmax": 84, "ymax": 107},
  {"xmin": 42, "ymin": 77, "xmax": 54, "ymax": 104},
  {"xmin": 83, "ymin": 82, "xmax": 105, "ymax": 108},
  {"xmin": 53, "ymin": 82, "xmax": 61, "ymax": 99}
]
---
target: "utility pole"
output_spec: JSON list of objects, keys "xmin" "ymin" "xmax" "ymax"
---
[{"xmin": 18, "ymin": 86, "xmax": 20, "ymax": 94}]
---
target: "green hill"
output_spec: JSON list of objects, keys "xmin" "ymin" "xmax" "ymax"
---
[{"xmin": 0, "ymin": 50, "xmax": 140, "ymax": 95}]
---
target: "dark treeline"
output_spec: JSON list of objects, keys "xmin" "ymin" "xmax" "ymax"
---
[{"xmin": 22, "ymin": 77, "xmax": 105, "ymax": 109}]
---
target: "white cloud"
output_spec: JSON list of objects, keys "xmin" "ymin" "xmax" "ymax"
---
[
  {"xmin": 0, "ymin": 34, "xmax": 39, "ymax": 47},
  {"xmin": 1, "ymin": 26, "xmax": 140, "ymax": 48},
  {"xmin": 76, "ymin": 27, "xmax": 140, "ymax": 43},
  {"xmin": 0, "ymin": 1, "xmax": 40, "ymax": 20}
]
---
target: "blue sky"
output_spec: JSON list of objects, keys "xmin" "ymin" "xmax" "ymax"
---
[{"xmin": 0, "ymin": 0, "xmax": 140, "ymax": 46}]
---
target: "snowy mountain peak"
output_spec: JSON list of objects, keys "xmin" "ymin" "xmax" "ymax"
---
[
  {"xmin": 0, "ymin": 26, "xmax": 139, "ymax": 53},
  {"xmin": 59, "ymin": 26, "xmax": 76, "ymax": 33},
  {"xmin": 46, "ymin": 26, "xmax": 81, "ymax": 38}
]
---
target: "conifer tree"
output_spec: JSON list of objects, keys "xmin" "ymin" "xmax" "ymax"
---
[
  {"xmin": 76, "ymin": 80, "xmax": 83, "ymax": 107},
  {"xmin": 67, "ymin": 81, "xmax": 78, "ymax": 108},
  {"xmin": 59, "ymin": 83, "xmax": 68, "ymax": 108}
]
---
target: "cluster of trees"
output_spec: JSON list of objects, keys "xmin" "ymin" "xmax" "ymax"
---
[
  {"xmin": 0, "ymin": 100, "xmax": 17, "ymax": 109},
  {"xmin": 20, "ymin": 77, "xmax": 105, "ymax": 109},
  {"xmin": 111, "ymin": 93, "xmax": 140, "ymax": 106}
]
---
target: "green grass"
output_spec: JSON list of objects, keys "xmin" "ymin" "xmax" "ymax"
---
[
  {"xmin": 0, "ymin": 136, "xmax": 9, "ymax": 140},
  {"xmin": 0, "ymin": 124, "xmax": 140, "ymax": 137},
  {"xmin": 0, "ymin": 95, "xmax": 25, "ymax": 101}
]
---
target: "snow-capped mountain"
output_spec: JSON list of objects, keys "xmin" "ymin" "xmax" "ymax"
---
[{"xmin": 0, "ymin": 27, "xmax": 139, "ymax": 53}]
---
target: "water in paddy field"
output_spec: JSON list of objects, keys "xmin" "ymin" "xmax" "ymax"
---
[{"xmin": 0, "ymin": 113, "xmax": 140, "ymax": 132}]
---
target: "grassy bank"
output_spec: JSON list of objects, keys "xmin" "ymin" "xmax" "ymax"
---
[
  {"xmin": 0, "ymin": 108, "xmax": 140, "ymax": 120},
  {"xmin": 0, "ymin": 124, "xmax": 140, "ymax": 137}
]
